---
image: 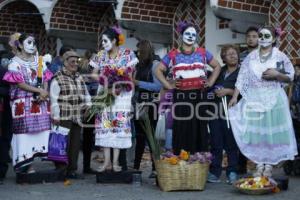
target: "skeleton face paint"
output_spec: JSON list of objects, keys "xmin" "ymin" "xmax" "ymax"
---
[
  {"xmin": 182, "ymin": 27, "xmax": 197, "ymax": 46},
  {"xmin": 258, "ymin": 28, "xmax": 273, "ymax": 48},
  {"xmin": 102, "ymin": 35, "xmax": 113, "ymax": 52},
  {"xmin": 23, "ymin": 36, "xmax": 36, "ymax": 54}
]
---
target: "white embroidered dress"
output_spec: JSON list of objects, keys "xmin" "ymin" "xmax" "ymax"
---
[
  {"xmin": 90, "ymin": 48, "xmax": 138, "ymax": 149},
  {"xmin": 228, "ymin": 47, "xmax": 298, "ymax": 165}
]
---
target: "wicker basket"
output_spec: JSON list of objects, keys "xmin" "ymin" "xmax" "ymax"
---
[{"xmin": 155, "ymin": 160, "xmax": 209, "ymax": 192}]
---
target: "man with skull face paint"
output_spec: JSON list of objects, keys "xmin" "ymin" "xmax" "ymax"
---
[
  {"xmin": 228, "ymin": 26, "xmax": 298, "ymax": 177},
  {"xmin": 155, "ymin": 22, "xmax": 221, "ymax": 155},
  {"xmin": 2, "ymin": 33, "xmax": 53, "ymax": 173},
  {"xmin": 90, "ymin": 27, "xmax": 138, "ymax": 172}
]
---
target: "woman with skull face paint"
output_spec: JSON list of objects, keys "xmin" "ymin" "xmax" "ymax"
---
[
  {"xmin": 228, "ymin": 26, "xmax": 298, "ymax": 177},
  {"xmin": 155, "ymin": 22, "xmax": 221, "ymax": 155},
  {"xmin": 2, "ymin": 33, "xmax": 53, "ymax": 173},
  {"xmin": 90, "ymin": 27, "xmax": 138, "ymax": 172}
]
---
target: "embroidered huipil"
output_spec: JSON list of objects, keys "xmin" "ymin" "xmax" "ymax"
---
[
  {"xmin": 3, "ymin": 55, "xmax": 53, "ymax": 169},
  {"xmin": 90, "ymin": 48, "xmax": 138, "ymax": 148}
]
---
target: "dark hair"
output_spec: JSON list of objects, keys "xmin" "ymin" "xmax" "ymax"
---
[
  {"xmin": 182, "ymin": 25, "xmax": 196, "ymax": 35},
  {"xmin": 83, "ymin": 49, "xmax": 95, "ymax": 60},
  {"xmin": 220, "ymin": 45, "xmax": 240, "ymax": 63},
  {"xmin": 259, "ymin": 25, "xmax": 277, "ymax": 47},
  {"xmin": 17, "ymin": 33, "xmax": 35, "ymax": 52},
  {"xmin": 136, "ymin": 40, "xmax": 154, "ymax": 65},
  {"xmin": 246, "ymin": 26, "xmax": 258, "ymax": 35},
  {"xmin": 176, "ymin": 21, "xmax": 197, "ymax": 35},
  {"xmin": 59, "ymin": 46, "xmax": 73, "ymax": 57},
  {"xmin": 102, "ymin": 28, "xmax": 120, "ymax": 46}
]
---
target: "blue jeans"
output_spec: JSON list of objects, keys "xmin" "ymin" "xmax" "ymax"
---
[
  {"xmin": 165, "ymin": 129, "xmax": 172, "ymax": 150},
  {"xmin": 209, "ymin": 118, "xmax": 238, "ymax": 177}
]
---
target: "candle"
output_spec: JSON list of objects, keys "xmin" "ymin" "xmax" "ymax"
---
[{"xmin": 37, "ymin": 56, "xmax": 43, "ymax": 79}]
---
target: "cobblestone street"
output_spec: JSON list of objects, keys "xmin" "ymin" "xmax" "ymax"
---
[{"xmin": 1, "ymin": 152, "xmax": 300, "ymax": 200}]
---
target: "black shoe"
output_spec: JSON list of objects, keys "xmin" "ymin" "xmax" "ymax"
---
[
  {"xmin": 66, "ymin": 172, "xmax": 85, "ymax": 179},
  {"xmin": 83, "ymin": 168, "xmax": 97, "ymax": 175},
  {"xmin": 0, "ymin": 178, "xmax": 3, "ymax": 185}
]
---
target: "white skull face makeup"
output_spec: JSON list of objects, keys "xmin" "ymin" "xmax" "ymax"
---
[
  {"xmin": 258, "ymin": 28, "xmax": 274, "ymax": 48},
  {"xmin": 23, "ymin": 36, "xmax": 36, "ymax": 54},
  {"xmin": 102, "ymin": 34, "xmax": 113, "ymax": 52},
  {"xmin": 182, "ymin": 27, "xmax": 197, "ymax": 46}
]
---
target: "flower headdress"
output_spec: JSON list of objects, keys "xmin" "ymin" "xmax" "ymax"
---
[
  {"xmin": 9, "ymin": 32, "xmax": 21, "ymax": 49},
  {"xmin": 258, "ymin": 25, "xmax": 286, "ymax": 38},
  {"xmin": 112, "ymin": 25, "xmax": 125, "ymax": 46},
  {"xmin": 274, "ymin": 27, "xmax": 286, "ymax": 38},
  {"xmin": 176, "ymin": 21, "xmax": 196, "ymax": 35}
]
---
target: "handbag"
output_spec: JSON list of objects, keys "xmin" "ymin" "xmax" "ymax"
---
[
  {"xmin": 48, "ymin": 126, "xmax": 69, "ymax": 164},
  {"xmin": 155, "ymin": 113, "xmax": 166, "ymax": 140}
]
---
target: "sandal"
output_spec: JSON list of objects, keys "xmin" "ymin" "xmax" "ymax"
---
[
  {"xmin": 97, "ymin": 164, "xmax": 111, "ymax": 172},
  {"xmin": 112, "ymin": 165, "xmax": 122, "ymax": 172}
]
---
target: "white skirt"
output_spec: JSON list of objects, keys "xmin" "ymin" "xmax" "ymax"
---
[
  {"xmin": 12, "ymin": 130, "xmax": 50, "ymax": 169},
  {"xmin": 228, "ymin": 89, "xmax": 298, "ymax": 165},
  {"xmin": 95, "ymin": 91, "xmax": 133, "ymax": 149}
]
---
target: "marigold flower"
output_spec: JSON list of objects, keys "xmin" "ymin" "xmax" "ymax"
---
[
  {"xmin": 117, "ymin": 68, "xmax": 124, "ymax": 76},
  {"xmin": 118, "ymin": 34, "xmax": 125, "ymax": 46},
  {"xmin": 167, "ymin": 157, "xmax": 179, "ymax": 165},
  {"xmin": 179, "ymin": 150, "xmax": 189, "ymax": 161}
]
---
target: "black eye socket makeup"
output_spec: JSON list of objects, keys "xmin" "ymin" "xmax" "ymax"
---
[{"xmin": 258, "ymin": 33, "xmax": 271, "ymax": 39}]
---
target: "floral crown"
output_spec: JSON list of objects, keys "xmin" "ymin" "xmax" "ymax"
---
[
  {"xmin": 9, "ymin": 32, "xmax": 21, "ymax": 49},
  {"xmin": 176, "ymin": 21, "xmax": 196, "ymax": 34},
  {"xmin": 259, "ymin": 26, "xmax": 286, "ymax": 38},
  {"xmin": 111, "ymin": 25, "xmax": 125, "ymax": 46}
]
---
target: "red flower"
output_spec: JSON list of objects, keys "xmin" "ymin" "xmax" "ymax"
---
[
  {"xmin": 124, "ymin": 49, "xmax": 130, "ymax": 55},
  {"xmin": 15, "ymin": 101, "xmax": 25, "ymax": 116},
  {"xmin": 30, "ymin": 101, "xmax": 40, "ymax": 113},
  {"xmin": 112, "ymin": 120, "xmax": 118, "ymax": 127},
  {"xmin": 30, "ymin": 69, "xmax": 37, "ymax": 81},
  {"xmin": 126, "ymin": 67, "xmax": 133, "ymax": 73}
]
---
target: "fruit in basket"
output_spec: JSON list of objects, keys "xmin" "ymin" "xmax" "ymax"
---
[{"xmin": 238, "ymin": 177, "xmax": 273, "ymax": 189}]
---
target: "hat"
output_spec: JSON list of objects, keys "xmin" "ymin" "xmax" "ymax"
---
[{"xmin": 62, "ymin": 51, "xmax": 79, "ymax": 62}]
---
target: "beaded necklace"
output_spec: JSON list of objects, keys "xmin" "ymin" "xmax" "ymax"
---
[{"xmin": 179, "ymin": 46, "xmax": 195, "ymax": 55}]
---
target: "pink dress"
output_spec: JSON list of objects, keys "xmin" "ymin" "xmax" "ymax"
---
[{"xmin": 3, "ymin": 56, "xmax": 53, "ymax": 170}]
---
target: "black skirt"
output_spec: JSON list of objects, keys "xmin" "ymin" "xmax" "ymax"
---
[{"xmin": 172, "ymin": 89, "xmax": 210, "ymax": 155}]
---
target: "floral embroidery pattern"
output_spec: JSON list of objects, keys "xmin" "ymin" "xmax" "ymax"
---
[
  {"xmin": 15, "ymin": 101, "xmax": 25, "ymax": 116},
  {"xmin": 30, "ymin": 100, "xmax": 40, "ymax": 113},
  {"xmin": 30, "ymin": 69, "xmax": 37, "ymax": 81}
]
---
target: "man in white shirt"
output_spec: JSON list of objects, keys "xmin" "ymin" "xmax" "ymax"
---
[{"xmin": 50, "ymin": 50, "xmax": 91, "ymax": 179}]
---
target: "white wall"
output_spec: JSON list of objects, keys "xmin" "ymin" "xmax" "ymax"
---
[
  {"xmin": 205, "ymin": 0, "xmax": 245, "ymax": 64},
  {"xmin": 121, "ymin": 29, "xmax": 168, "ymax": 59}
]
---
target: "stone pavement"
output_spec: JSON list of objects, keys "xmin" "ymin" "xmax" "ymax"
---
[{"xmin": 0, "ymin": 152, "xmax": 300, "ymax": 200}]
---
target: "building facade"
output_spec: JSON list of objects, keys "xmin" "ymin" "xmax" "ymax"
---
[{"xmin": 0, "ymin": 0, "xmax": 299, "ymax": 64}]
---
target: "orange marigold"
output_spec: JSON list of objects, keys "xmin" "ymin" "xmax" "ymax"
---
[
  {"xmin": 179, "ymin": 150, "xmax": 189, "ymax": 161},
  {"xmin": 118, "ymin": 34, "xmax": 125, "ymax": 46},
  {"xmin": 166, "ymin": 157, "xmax": 178, "ymax": 165}
]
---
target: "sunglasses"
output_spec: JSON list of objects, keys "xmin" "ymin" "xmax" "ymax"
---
[{"xmin": 258, "ymin": 33, "xmax": 272, "ymax": 39}]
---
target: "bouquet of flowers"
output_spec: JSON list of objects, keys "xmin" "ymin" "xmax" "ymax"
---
[{"xmin": 88, "ymin": 66, "xmax": 133, "ymax": 121}]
